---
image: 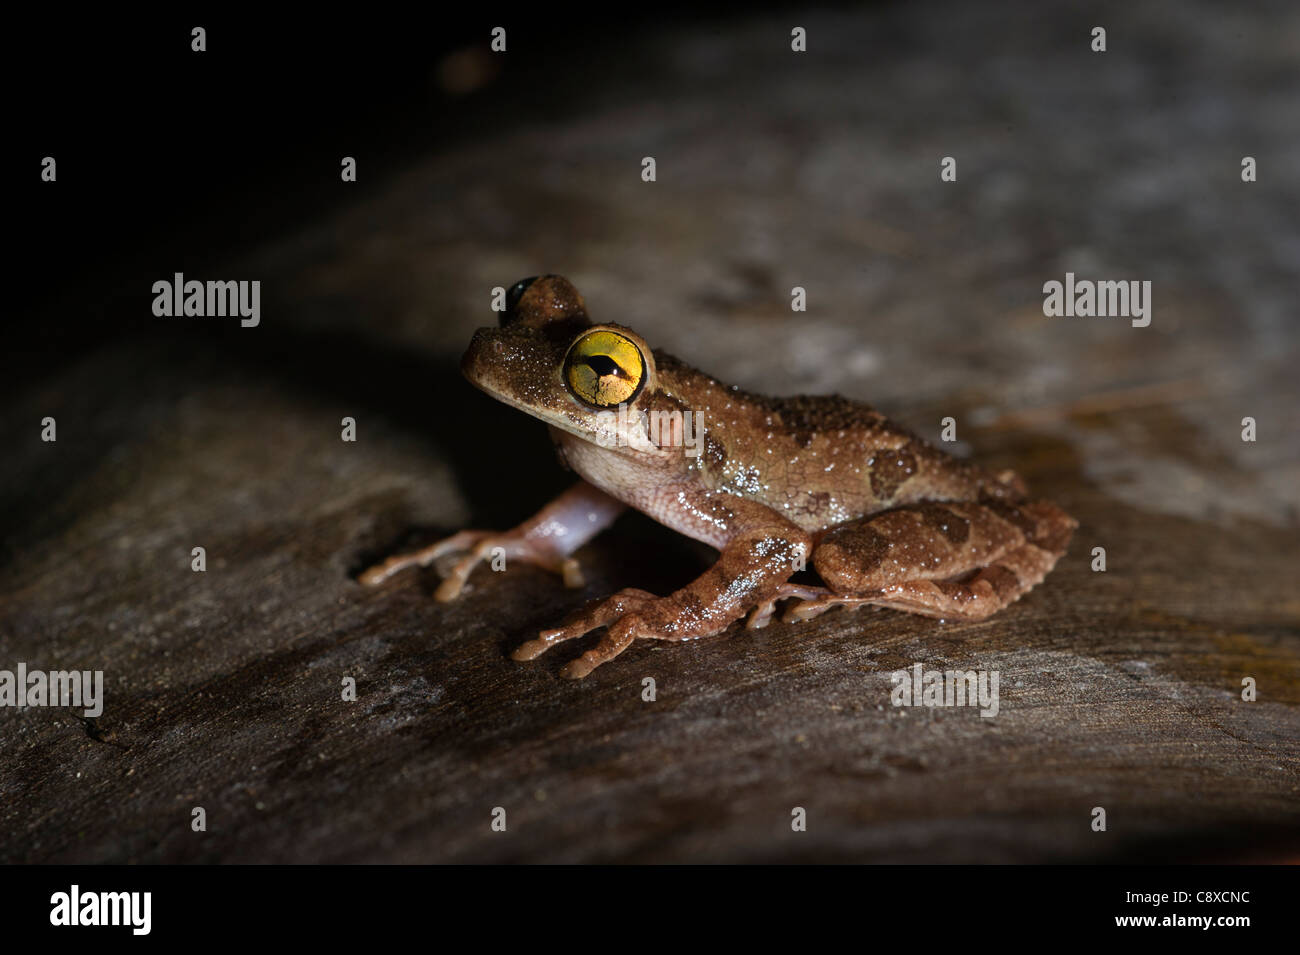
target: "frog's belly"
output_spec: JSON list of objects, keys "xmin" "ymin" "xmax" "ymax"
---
[{"xmin": 550, "ymin": 427, "xmax": 741, "ymax": 549}]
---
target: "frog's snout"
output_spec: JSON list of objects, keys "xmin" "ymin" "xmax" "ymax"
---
[{"xmin": 459, "ymin": 326, "xmax": 557, "ymax": 396}]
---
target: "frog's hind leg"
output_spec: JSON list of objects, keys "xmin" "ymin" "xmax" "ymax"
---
[
  {"xmin": 789, "ymin": 498, "xmax": 1076, "ymax": 623},
  {"xmin": 856, "ymin": 538, "xmax": 1065, "ymax": 620},
  {"xmin": 746, "ymin": 582, "xmax": 839, "ymax": 629},
  {"xmin": 781, "ymin": 591, "xmax": 884, "ymax": 623}
]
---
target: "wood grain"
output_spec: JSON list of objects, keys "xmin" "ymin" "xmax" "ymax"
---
[{"xmin": 3, "ymin": 0, "xmax": 1297, "ymax": 863}]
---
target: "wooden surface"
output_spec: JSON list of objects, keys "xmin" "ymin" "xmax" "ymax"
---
[{"xmin": 3, "ymin": 1, "xmax": 1298, "ymax": 863}]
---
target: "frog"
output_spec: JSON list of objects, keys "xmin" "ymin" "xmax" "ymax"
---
[{"xmin": 360, "ymin": 275, "xmax": 1077, "ymax": 678}]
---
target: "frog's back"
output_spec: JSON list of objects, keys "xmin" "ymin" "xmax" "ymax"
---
[{"xmin": 655, "ymin": 351, "xmax": 1018, "ymax": 532}]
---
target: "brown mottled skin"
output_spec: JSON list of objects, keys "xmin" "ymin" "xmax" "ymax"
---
[{"xmin": 361, "ymin": 276, "xmax": 1077, "ymax": 678}]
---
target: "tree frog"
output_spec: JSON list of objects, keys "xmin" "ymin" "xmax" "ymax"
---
[{"xmin": 361, "ymin": 276, "xmax": 1077, "ymax": 678}]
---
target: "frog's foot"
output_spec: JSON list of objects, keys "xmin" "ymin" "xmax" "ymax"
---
[
  {"xmin": 358, "ymin": 529, "xmax": 583, "ymax": 601},
  {"xmin": 512, "ymin": 588, "xmax": 659, "ymax": 679},
  {"xmin": 782, "ymin": 591, "xmax": 886, "ymax": 623},
  {"xmin": 513, "ymin": 500, "xmax": 812, "ymax": 678},
  {"xmin": 745, "ymin": 583, "xmax": 835, "ymax": 629}
]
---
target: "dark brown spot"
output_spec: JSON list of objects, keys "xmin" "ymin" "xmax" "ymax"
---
[
  {"xmin": 981, "ymin": 564, "xmax": 1022, "ymax": 598},
  {"xmin": 822, "ymin": 524, "xmax": 890, "ymax": 575},
  {"xmin": 704, "ymin": 433, "xmax": 728, "ymax": 470},
  {"xmin": 869, "ymin": 446, "xmax": 918, "ymax": 502},
  {"xmin": 760, "ymin": 393, "xmax": 886, "ymax": 434},
  {"xmin": 919, "ymin": 503, "xmax": 971, "ymax": 545},
  {"xmin": 983, "ymin": 499, "xmax": 1039, "ymax": 538}
]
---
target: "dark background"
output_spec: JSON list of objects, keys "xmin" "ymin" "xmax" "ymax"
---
[
  {"xmin": 3, "ymin": 1, "xmax": 1298, "ymax": 864},
  {"xmin": 11, "ymin": 7, "xmax": 651, "ymax": 375}
]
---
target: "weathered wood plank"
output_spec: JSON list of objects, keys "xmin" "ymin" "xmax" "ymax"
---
[{"xmin": 3, "ymin": 0, "xmax": 1297, "ymax": 863}]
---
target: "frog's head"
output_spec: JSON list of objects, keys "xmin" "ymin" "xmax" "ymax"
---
[{"xmin": 461, "ymin": 275, "xmax": 661, "ymax": 449}]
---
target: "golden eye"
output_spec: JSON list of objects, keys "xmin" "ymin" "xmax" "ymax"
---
[{"xmin": 563, "ymin": 329, "xmax": 646, "ymax": 407}]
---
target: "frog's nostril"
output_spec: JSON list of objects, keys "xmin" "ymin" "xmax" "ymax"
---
[{"xmin": 500, "ymin": 276, "xmax": 539, "ymax": 327}]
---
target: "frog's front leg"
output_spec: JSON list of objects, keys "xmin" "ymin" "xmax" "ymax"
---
[
  {"xmin": 513, "ymin": 496, "xmax": 811, "ymax": 678},
  {"xmin": 358, "ymin": 481, "xmax": 625, "ymax": 600}
]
